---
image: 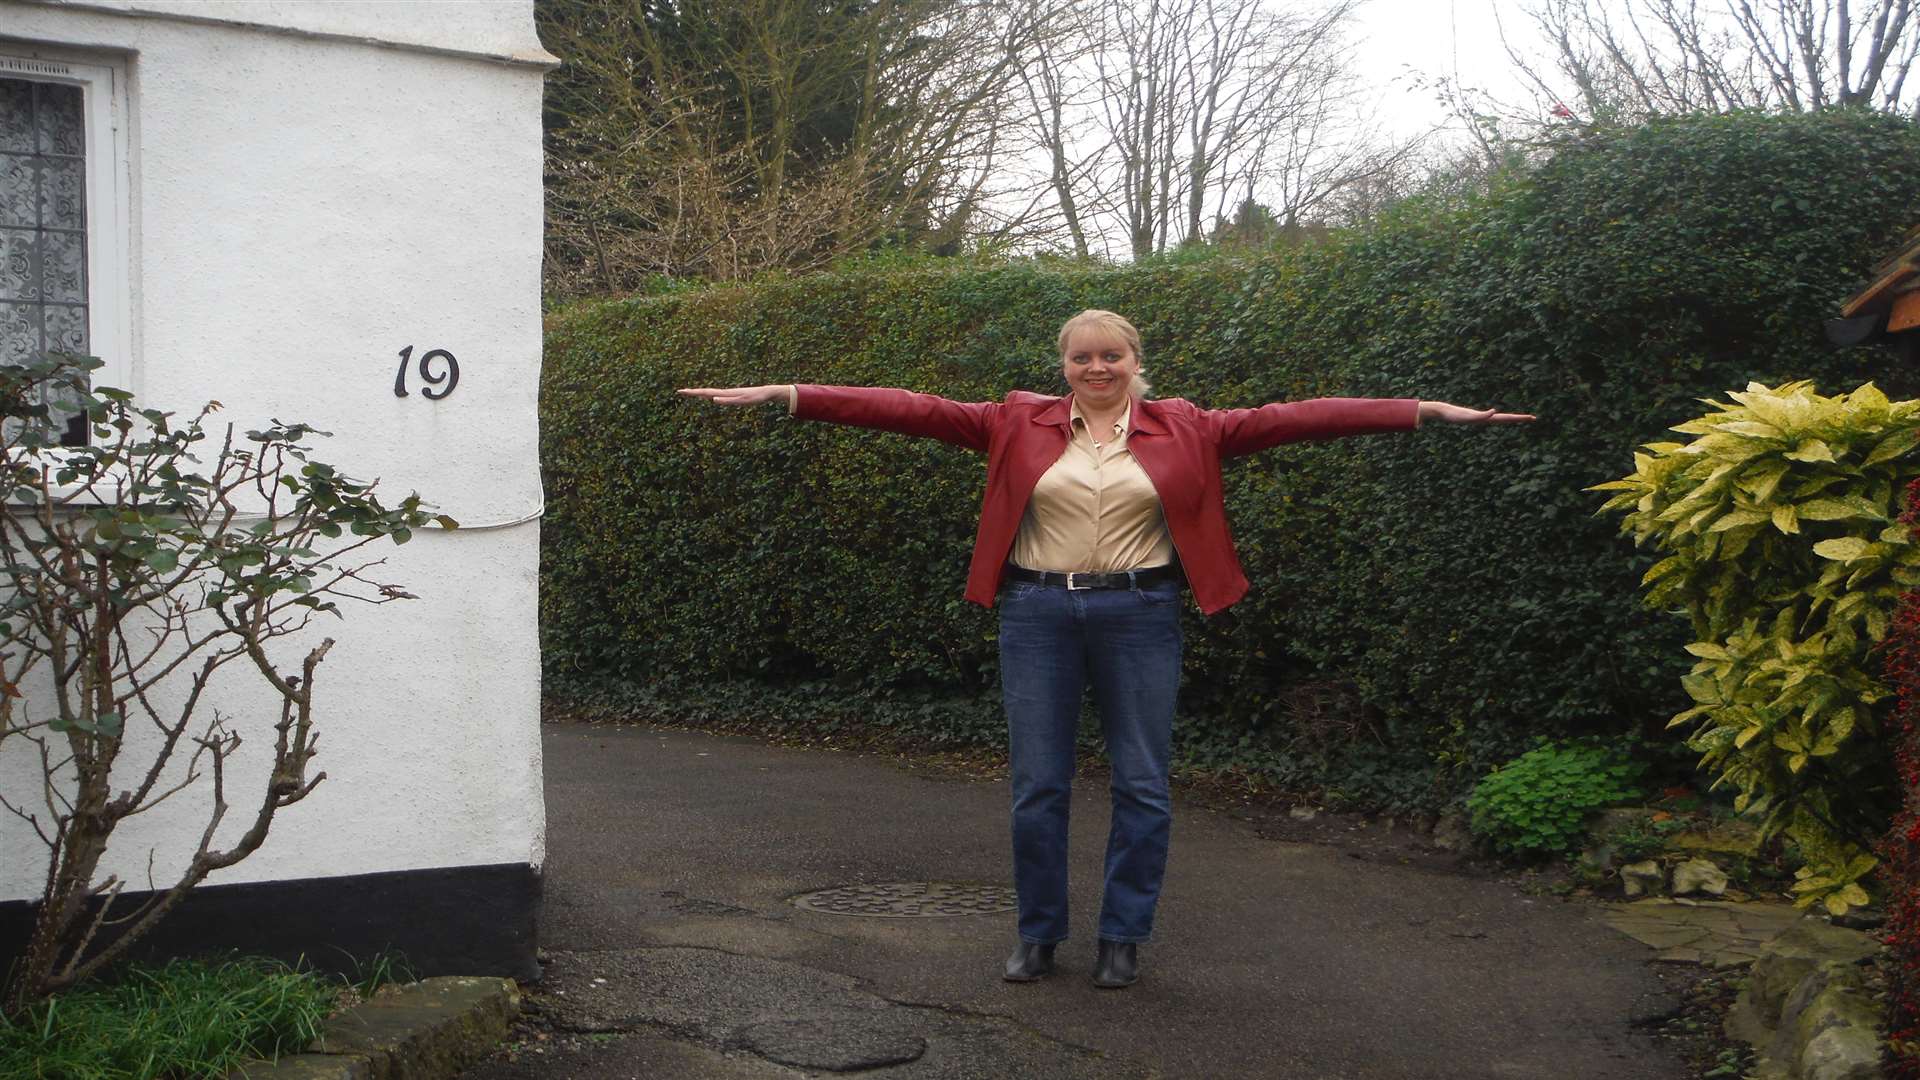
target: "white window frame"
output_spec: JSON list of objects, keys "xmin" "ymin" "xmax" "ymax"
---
[{"xmin": 0, "ymin": 47, "xmax": 134, "ymax": 400}]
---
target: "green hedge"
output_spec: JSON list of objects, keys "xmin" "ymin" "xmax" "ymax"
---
[{"xmin": 542, "ymin": 110, "xmax": 1920, "ymax": 811}]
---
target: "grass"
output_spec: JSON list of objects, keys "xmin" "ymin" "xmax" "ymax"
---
[{"xmin": 0, "ymin": 954, "xmax": 341, "ymax": 1080}]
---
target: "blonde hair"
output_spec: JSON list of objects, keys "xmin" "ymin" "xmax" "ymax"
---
[{"xmin": 1056, "ymin": 309, "xmax": 1152, "ymax": 398}]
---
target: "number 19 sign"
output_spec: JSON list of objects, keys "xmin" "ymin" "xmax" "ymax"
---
[{"xmin": 394, "ymin": 346, "xmax": 460, "ymax": 400}]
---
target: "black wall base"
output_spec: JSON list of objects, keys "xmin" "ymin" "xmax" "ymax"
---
[{"xmin": 0, "ymin": 862, "xmax": 541, "ymax": 984}]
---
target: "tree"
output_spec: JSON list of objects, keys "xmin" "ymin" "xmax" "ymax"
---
[
  {"xmin": 1019, "ymin": 0, "xmax": 1412, "ymax": 258},
  {"xmin": 1512, "ymin": 0, "xmax": 1920, "ymax": 119},
  {"xmin": 0, "ymin": 355, "xmax": 441, "ymax": 1012},
  {"xmin": 537, "ymin": 0, "xmax": 1042, "ymax": 292}
]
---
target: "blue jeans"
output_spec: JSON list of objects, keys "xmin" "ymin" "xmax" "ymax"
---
[{"xmin": 998, "ymin": 578, "xmax": 1183, "ymax": 945}]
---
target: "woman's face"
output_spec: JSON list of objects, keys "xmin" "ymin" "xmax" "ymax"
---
[{"xmin": 1060, "ymin": 327, "xmax": 1140, "ymax": 412}]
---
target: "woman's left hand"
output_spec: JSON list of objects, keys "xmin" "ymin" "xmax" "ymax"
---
[{"xmin": 1418, "ymin": 401, "xmax": 1537, "ymax": 425}]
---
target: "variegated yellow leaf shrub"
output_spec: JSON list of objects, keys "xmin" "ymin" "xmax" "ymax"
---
[{"xmin": 1593, "ymin": 381, "xmax": 1920, "ymax": 915}]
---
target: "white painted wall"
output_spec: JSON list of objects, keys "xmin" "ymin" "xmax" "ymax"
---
[{"xmin": 0, "ymin": 1, "xmax": 551, "ymax": 897}]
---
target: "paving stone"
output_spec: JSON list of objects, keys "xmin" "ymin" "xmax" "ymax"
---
[
  {"xmin": 459, "ymin": 1031, "xmax": 802, "ymax": 1079},
  {"xmin": 313, "ymin": 976, "xmax": 519, "ymax": 1080},
  {"xmin": 1621, "ymin": 926, "xmax": 1712, "ymax": 951},
  {"xmin": 1600, "ymin": 896, "xmax": 1830, "ymax": 971},
  {"xmin": 1764, "ymin": 922, "xmax": 1880, "ymax": 967},
  {"xmin": 227, "ymin": 1054, "xmax": 373, "ymax": 1080}
]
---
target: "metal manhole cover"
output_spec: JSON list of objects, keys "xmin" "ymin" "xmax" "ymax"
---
[{"xmin": 792, "ymin": 881, "xmax": 1016, "ymax": 918}]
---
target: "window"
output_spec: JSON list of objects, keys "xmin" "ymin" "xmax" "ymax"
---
[{"xmin": 0, "ymin": 52, "xmax": 129, "ymax": 447}]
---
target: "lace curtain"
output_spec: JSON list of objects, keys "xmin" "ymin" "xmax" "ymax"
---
[{"xmin": 0, "ymin": 76, "xmax": 88, "ymax": 445}]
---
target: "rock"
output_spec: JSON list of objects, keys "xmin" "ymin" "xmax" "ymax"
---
[
  {"xmin": 1749, "ymin": 952, "xmax": 1822, "ymax": 1027},
  {"xmin": 1787, "ymin": 976, "xmax": 1883, "ymax": 1080},
  {"xmin": 1288, "ymin": 805, "xmax": 1318, "ymax": 822},
  {"xmin": 1724, "ymin": 919, "xmax": 1886, "ymax": 1080},
  {"xmin": 1744, "ymin": 923, "xmax": 1877, "ymax": 1026},
  {"xmin": 1725, "ymin": 985, "xmax": 1774, "ymax": 1048},
  {"xmin": 1621, "ymin": 860, "xmax": 1666, "ymax": 898},
  {"xmin": 1671, "ymin": 857, "xmax": 1729, "ymax": 897},
  {"xmin": 1429, "ymin": 811, "xmax": 1472, "ymax": 853},
  {"xmin": 1830, "ymin": 905, "xmax": 1887, "ymax": 931},
  {"xmin": 1775, "ymin": 962, "xmax": 1861, "ymax": 1038},
  {"xmin": 1578, "ymin": 843, "xmax": 1616, "ymax": 871},
  {"xmin": 1670, "ymin": 820, "xmax": 1761, "ymax": 857},
  {"xmin": 1799, "ymin": 1022, "xmax": 1885, "ymax": 1080}
]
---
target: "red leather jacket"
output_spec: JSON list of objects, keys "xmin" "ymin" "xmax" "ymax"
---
[{"xmin": 793, "ymin": 386, "xmax": 1420, "ymax": 615}]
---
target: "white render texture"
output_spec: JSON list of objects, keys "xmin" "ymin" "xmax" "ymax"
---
[
  {"xmin": 0, "ymin": 1, "xmax": 548, "ymax": 899},
  {"xmin": 12, "ymin": 0, "xmax": 555, "ymax": 64}
]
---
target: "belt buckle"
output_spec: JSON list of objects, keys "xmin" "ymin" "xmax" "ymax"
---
[{"xmin": 1064, "ymin": 572, "xmax": 1087, "ymax": 591}]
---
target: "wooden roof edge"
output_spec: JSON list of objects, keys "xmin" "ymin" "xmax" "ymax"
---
[
  {"xmin": 1841, "ymin": 256, "xmax": 1920, "ymax": 317},
  {"xmin": 1869, "ymin": 225, "xmax": 1920, "ymax": 275}
]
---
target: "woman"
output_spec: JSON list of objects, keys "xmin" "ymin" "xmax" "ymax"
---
[{"xmin": 681, "ymin": 309, "xmax": 1533, "ymax": 989}]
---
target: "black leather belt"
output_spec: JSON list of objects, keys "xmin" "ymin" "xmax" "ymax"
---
[{"xmin": 1004, "ymin": 565, "xmax": 1184, "ymax": 591}]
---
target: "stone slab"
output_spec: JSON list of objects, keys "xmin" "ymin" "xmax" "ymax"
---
[
  {"xmin": 460, "ymin": 1031, "xmax": 805, "ymax": 1079},
  {"xmin": 1601, "ymin": 899, "xmax": 1812, "ymax": 968},
  {"xmin": 228, "ymin": 1054, "xmax": 373, "ymax": 1080},
  {"xmin": 311, "ymin": 977, "xmax": 519, "ymax": 1080}
]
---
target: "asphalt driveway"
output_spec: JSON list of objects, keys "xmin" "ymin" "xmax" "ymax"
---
[{"xmin": 459, "ymin": 723, "xmax": 1689, "ymax": 1079}]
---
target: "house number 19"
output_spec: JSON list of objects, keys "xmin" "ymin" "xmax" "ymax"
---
[{"xmin": 393, "ymin": 346, "xmax": 460, "ymax": 400}]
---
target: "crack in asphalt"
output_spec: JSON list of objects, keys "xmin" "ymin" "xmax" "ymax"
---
[{"xmin": 533, "ymin": 943, "xmax": 1128, "ymax": 1073}]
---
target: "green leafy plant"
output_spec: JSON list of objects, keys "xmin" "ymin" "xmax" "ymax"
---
[
  {"xmin": 1592, "ymin": 380, "xmax": 1920, "ymax": 914},
  {"xmin": 1596, "ymin": 813, "xmax": 1690, "ymax": 863},
  {"xmin": 1466, "ymin": 742, "xmax": 1643, "ymax": 856},
  {"xmin": 0, "ymin": 354, "xmax": 447, "ymax": 1013}
]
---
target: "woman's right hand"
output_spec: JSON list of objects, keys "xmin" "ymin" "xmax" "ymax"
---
[{"xmin": 677, "ymin": 385, "xmax": 793, "ymax": 407}]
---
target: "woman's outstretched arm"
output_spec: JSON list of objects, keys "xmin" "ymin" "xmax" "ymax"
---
[
  {"xmin": 677, "ymin": 385, "xmax": 793, "ymax": 407},
  {"xmin": 1417, "ymin": 402, "xmax": 1537, "ymax": 425},
  {"xmin": 679, "ymin": 384, "xmax": 1001, "ymax": 452},
  {"xmin": 1207, "ymin": 397, "xmax": 1535, "ymax": 457}
]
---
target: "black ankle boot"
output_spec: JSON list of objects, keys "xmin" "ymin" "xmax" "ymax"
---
[
  {"xmin": 1092, "ymin": 940, "xmax": 1137, "ymax": 988},
  {"xmin": 1004, "ymin": 941, "xmax": 1056, "ymax": 982}
]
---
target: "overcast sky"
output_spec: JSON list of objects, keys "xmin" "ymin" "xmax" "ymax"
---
[{"xmin": 1348, "ymin": 0, "xmax": 1542, "ymax": 138}]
